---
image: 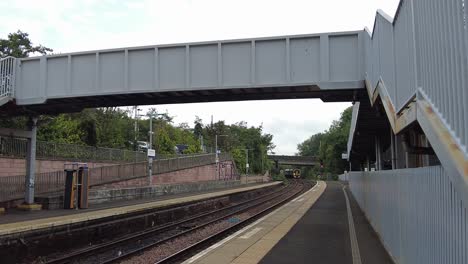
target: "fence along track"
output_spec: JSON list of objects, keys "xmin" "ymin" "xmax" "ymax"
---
[
  {"xmin": 0, "ymin": 136, "xmax": 147, "ymax": 162},
  {"xmin": 0, "ymin": 153, "xmax": 234, "ymax": 202}
]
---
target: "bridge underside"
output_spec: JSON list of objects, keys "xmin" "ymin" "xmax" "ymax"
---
[
  {"xmin": 268, "ymin": 155, "xmax": 318, "ymax": 168},
  {"xmin": 274, "ymin": 162, "xmax": 317, "ymax": 167},
  {"xmin": 2, "ymin": 86, "xmax": 365, "ymax": 116}
]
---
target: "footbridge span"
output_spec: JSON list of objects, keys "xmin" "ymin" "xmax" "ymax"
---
[{"xmin": 1, "ymin": 31, "xmax": 365, "ymax": 115}]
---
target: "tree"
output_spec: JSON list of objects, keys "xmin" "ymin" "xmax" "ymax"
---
[
  {"xmin": 0, "ymin": 30, "xmax": 52, "ymax": 58},
  {"xmin": 0, "ymin": 30, "xmax": 53, "ymax": 131},
  {"xmin": 193, "ymin": 116, "xmax": 203, "ymax": 138},
  {"xmin": 297, "ymin": 107, "xmax": 352, "ymax": 176}
]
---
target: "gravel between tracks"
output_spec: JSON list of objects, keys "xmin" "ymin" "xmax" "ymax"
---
[{"xmin": 119, "ymin": 182, "xmax": 306, "ymax": 264}]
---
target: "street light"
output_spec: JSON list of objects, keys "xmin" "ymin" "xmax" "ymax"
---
[
  {"xmin": 133, "ymin": 106, "xmax": 143, "ymax": 145},
  {"xmin": 147, "ymin": 112, "xmax": 165, "ymax": 185},
  {"xmin": 215, "ymin": 134, "xmax": 228, "ymax": 180},
  {"xmin": 240, "ymin": 149, "xmax": 252, "ymax": 176}
]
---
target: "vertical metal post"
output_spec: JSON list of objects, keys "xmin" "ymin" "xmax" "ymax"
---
[
  {"xmin": 390, "ymin": 129, "xmax": 396, "ymax": 170},
  {"xmin": 148, "ymin": 116, "xmax": 153, "ymax": 182},
  {"xmin": 245, "ymin": 149, "xmax": 249, "ymax": 176},
  {"xmin": 375, "ymin": 136, "xmax": 382, "ymax": 171},
  {"xmin": 215, "ymin": 135, "xmax": 218, "ymax": 180},
  {"xmin": 25, "ymin": 117, "xmax": 38, "ymax": 205},
  {"xmin": 149, "ymin": 117, "xmax": 153, "ymax": 150}
]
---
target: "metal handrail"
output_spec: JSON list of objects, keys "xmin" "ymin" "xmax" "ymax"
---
[{"xmin": 0, "ymin": 56, "xmax": 16, "ymax": 98}]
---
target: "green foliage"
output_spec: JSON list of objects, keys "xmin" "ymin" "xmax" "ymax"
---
[
  {"xmin": 0, "ymin": 30, "xmax": 52, "ymax": 58},
  {"xmin": 197, "ymin": 120, "xmax": 274, "ymax": 175},
  {"xmin": 297, "ymin": 107, "xmax": 352, "ymax": 175}
]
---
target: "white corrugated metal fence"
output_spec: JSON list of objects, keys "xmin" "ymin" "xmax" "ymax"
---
[{"xmin": 349, "ymin": 166, "xmax": 467, "ymax": 264}]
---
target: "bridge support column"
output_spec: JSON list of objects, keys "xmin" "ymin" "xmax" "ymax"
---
[
  {"xmin": 0, "ymin": 123, "xmax": 41, "ymax": 209},
  {"xmin": 374, "ymin": 136, "xmax": 382, "ymax": 170},
  {"xmin": 390, "ymin": 129, "xmax": 396, "ymax": 170},
  {"xmin": 24, "ymin": 117, "xmax": 38, "ymax": 205},
  {"xmin": 394, "ymin": 134, "xmax": 406, "ymax": 169}
]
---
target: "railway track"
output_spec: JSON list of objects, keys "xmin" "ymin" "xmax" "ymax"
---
[
  {"xmin": 120, "ymin": 180, "xmax": 311, "ymax": 264},
  {"xmin": 44, "ymin": 181, "xmax": 311, "ymax": 264}
]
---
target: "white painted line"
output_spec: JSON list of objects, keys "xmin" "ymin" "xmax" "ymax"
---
[
  {"xmin": 296, "ymin": 198, "xmax": 304, "ymax": 202},
  {"xmin": 239, "ymin": 227, "xmax": 263, "ymax": 239},
  {"xmin": 182, "ymin": 181, "xmax": 321, "ymax": 264},
  {"xmin": 342, "ymin": 185, "xmax": 362, "ymax": 264},
  {"xmin": 182, "ymin": 212, "xmax": 274, "ymax": 264}
]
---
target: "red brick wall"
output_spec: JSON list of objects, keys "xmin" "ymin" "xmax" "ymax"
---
[
  {"xmin": 0, "ymin": 157, "xmax": 118, "ymax": 177},
  {"xmin": 96, "ymin": 161, "xmax": 237, "ymax": 189}
]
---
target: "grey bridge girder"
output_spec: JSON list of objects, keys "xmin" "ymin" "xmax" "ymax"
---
[
  {"xmin": 268, "ymin": 155, "xmax": 318, "ymax": 166},
  {"xmin": 6, "ymin": 30, "xmax": 367, "ymax": 115}
]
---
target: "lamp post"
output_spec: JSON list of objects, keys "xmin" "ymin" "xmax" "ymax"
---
[
  {"xmin": 147, "ymin": 112, "xmax": 164, "ymax": 185},
  {"xmin": 133, "ymin": 106, "xmax": 142, "ymax": 146},
  {"xmin": 245, "ymin": 149, "xmax": 249, "ymax": 176},
  {"xmin": 215, "ymin": 134, "xmax": 228, "ymax": 180},
  {"xmin": 133, "ymin": 106, "xmax": 143, "ymax": 162}
]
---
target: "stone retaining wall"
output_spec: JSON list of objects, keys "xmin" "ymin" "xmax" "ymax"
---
[{"xmin": 39, "ymin": 179, "xmax": 243, "ymax": 209}]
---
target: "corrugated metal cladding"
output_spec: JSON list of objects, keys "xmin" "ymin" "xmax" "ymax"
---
[
  {"xmin": 349, "ymin": 166, "xmax": 467, "ymax": 264},
  {"xmin": 365, "ymin": 0, "xmax": 468, "ymax": 153}
]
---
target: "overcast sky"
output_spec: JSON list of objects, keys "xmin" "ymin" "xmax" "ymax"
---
[{"xmin": 0, "ymin": 0, "xmax": 400, "ymax": 155}]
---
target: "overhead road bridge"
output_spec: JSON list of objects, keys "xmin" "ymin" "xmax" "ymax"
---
[{"xmin": 267, "ymin": 155, "xmax": 318, "ymax": 167}]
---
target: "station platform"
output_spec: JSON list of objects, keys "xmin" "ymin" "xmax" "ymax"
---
[
  {"xmin": 0, "ymin": 182, "xmax": 280, "ymax": 236},
  {"xmin": 185, "ymin": 181, "xmax": 394, "ymax": 264}
]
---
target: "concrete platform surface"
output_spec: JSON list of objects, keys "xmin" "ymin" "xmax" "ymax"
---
[
  {"xmin": 185, "ymin": 181, "xmax": 394, "ymax": 264},
  {"xmin": 0, "ymin": 182, "xmax": 280, "ymax": 236},
  {"xmin": 183, "ymin": 181, "xmax": 327, "ymax": 264}
]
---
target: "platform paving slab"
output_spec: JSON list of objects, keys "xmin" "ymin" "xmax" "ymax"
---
[
  {"xmin": 184, "ymin": 181, "xmax": 326, "ymax": 264},
  {"xmin": 260, "ymin": 181, "xmax": 393, "ymax": 264},
  {"xmin": 186, "ymin": 181, "xmax": 394, "ymax": 264},
  {"xmin": 345, "ymin": 184, "xmax": 394, "ymax": 264}
]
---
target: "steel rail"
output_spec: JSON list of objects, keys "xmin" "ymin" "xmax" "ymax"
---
[
  {"xmin": 45, "ymin": 183, "xmax": 289, "ymax": 264},
  {"xmin": 101, "ymin": 181, "xmax": 302, "ymax": 264},
  {"xmin": 154, "ymin": 180, "xmax": 309, "ymax": 264}
]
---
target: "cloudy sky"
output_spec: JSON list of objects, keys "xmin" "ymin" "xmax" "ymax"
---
[{"xmin": 0, "ymin": 0, "xmax": 400, "ymax": 155}]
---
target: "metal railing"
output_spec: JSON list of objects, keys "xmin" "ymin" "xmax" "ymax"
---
[
  {"xmin": 365, "ymin": 0, "xmax": 468, "ymax": 152},
  {"xmin": 0, "ymin": 153, "xmax": 233, "ymax": 202},
  {"xmin": 0, "ymin": 56, "xmax": 15, "ymax": 98},
  {"xmin": 0, "ymin": 136, "xmax": 147, "ymax": 162},
  {"xmin": 348, "ymin": 166, "xmax": 467, "ymax": 264}
]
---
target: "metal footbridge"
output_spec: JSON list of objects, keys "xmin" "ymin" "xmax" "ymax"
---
[
  {"xmin": 1, "ymin": 0, "xmax": 467, "ymax": 262},
  {"xmin": 1, "ymin": 31, "xmax": 365, "ymax": 114}
]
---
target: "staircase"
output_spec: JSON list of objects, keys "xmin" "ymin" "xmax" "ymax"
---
[
  {"xmin": 360, "ymin": 1, "xmax": 468, "ymax": 202},
  {"xmin": 0, "ymin": 56, "xmax": 16, "ymax": 107}
]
